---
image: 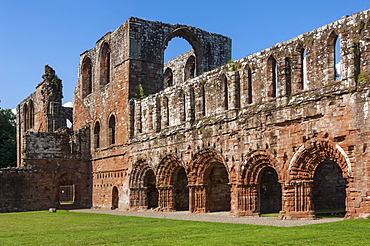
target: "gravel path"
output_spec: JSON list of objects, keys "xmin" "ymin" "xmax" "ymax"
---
[{"xmin": 70, "ymin": 209, "xmax": 343, "ymax": 227}]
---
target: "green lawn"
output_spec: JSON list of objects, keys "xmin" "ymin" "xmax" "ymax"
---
[{"xmin": 0, "ymin": 210, "xmax": 369, "ymax": 245}]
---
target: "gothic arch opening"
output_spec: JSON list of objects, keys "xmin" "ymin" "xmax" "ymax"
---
[
  {"xmin": 57, "ymin": 173, "xmax": 78, "ymax": 206},
  {"xmin": 258, "ymin": 167, "xmax": 282, "ymax": 214},
  {"xmin": 204, "ymin": 162, "xmax": 230, "ymax": 212},
  {"xmin": 163, "ymin": 67, "xmax": 173, "ymax": 88},
  {"xmin": 23, "ymin": 103, "xmax": 28, "ymax": 131},
  {"xmin": 327, "ymin": 32, "xmax": 342, "ymax": 81},
  {"xmin": 163, "ymin": 28, "xmax": 203, "ymax": 77},
  {"xmin": 100, "ymin": 42, "xmax": 110, "ymax": 87},
  {"xmin": 111, "ymin": 186, "xmax": 119, "ymax": 209},
  {"xmin": 312, "ymin": 160, "xmax": 346, "ymax": 215},
  {"xmin": 82, "ymin": 56, "xmax": 93, "ymax": 97},
  {"xmin": 221, "ymin": 74, "xmax": 228, "ymax": 110},
  {"xmin": 184, "ymin": 55, "xmax": 196, "ymax": 81},
  {"xmin": 108, "ymin": 115, "xmax": 116, "ymax": 145},
  {"xmin": 144, "ymin": 169, "xmax": 158, "ymax": 208},
  {"xmin": 93, "ymin": 121, "xmax": 100, "ymax": 149},
  {"xmin": 173, "ymin": 166, "xmax": 189, "ymax": 211}
]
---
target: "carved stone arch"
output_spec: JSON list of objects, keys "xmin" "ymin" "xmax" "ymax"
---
[
  {"xmin": 156, "ymin": 154, "xmax": 184, "ymax": 186},
  {"xmin": 163, "ymin": 28, "xmax": 204, "ymax": 75},
  {"xmin": 188, "ymin": 148, "xmax": 228, "ymax": 185},
  {"xmin": 129, "ymin": 160, "xmax": 154, "ymax": 188},
  {"xmin": 239, "ymin": 150, "xmax": 278, "ymax": 186},
  {"xmin": 288, "ymin": 138, "xmax": 352, "ymax": 180}
]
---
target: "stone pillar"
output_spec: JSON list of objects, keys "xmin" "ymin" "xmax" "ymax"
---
[
  {"xmin": 280, "ymin": 181, "xmax": 315, "ymax": 219},
  {"xmin": 189, "ymin": 184, "xmax": 207, "ymax": 213},
  {"xmin": 233, "ymin": 185, "xmax": 259, "ymax": 217},
  {"xmin": 129, "ymin": 187, "xmax": 147, "ymax": 210},
  {"xmin": 157, "ymin": 186, "xmax": 174, "ymax": 211}
]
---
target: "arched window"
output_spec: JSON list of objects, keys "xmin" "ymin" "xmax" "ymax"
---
[
  {"xmin": 184, "ymin": 55, "xmax": 196, "ymax": 81},
  {"xmin": 163, "ymin": 96, "xmax": 169, "ymax": 127},
  {"xmin": 222, "ymin": 74, "xmax": 228, "ymax": 110},
  {"xmin": 93, "ymin": 121, "xmax": 100, "ymax": 149},
  {"xmin": 108, "ymin": 115, "xmax": 116, "ymax": 145},
  {"xmin": 82, "ymin": 57, "xmax": 92, "ymax": 97},
  {"xmin": 23, "ymin": 103, "xmax": 28, "ymax": 131},
  {"xmin": 180, "ymin": 90, "xmax": 186, "ymax": 122},
  {"xmin": 244, "ymin": 65, "xmax": 253, "ymax": 104},
  {"xmin": 189, "ymin": 87, "xmax": 195, "ymax": 124},
  {"xmin": 328, "ymin": 32, "xmax": 341, "ymax": 81},
  {"xmin": 201, "ymin": 83, "xmax": 206, "ymax": 116},
  {"xmin": 300, "ymin": 49, "xmax": 308, "ymax": 90},
  {"xmin": 164, "ymin": 68, "xmax": 173, "ymax": 88},
  {"xmin": 285, "ymin": 57, "xmax": 292, "ymax": 96},
  {"xmin": 100, "ymin": 42, "xmax": 110, "ymax": 87},
  {"xmin": 29, "ymin": 100, "xmax": 34, "ymax": 129},
  {"xmin": 267, "ymin": 56, "xmax": 278, "ymax": 97}
]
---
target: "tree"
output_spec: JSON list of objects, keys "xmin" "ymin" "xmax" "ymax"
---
[{"xmin": 0, "ymin": 109, "xmax": 16, "ymax": 167}]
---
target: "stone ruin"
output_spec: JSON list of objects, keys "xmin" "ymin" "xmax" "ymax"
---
[{"xmin": 2, "ymin": 10, "xmax": 370, "ymax": 219}]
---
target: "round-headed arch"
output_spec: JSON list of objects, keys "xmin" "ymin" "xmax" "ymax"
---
[
  {"xmin": 188, "ymin": 148, "xmax": 228, "ymax": 185},
  {"xmin": 239, "ymin": 150, "xmax": 278, "ymax": 186},
  {"xmin": 289, "ymin": 139, "xmax": 352, "ymax": 180},
  {"xmin": 156, "ymin": 154, "xmax": 184, "ymax": 186},
  {"xmin": 163, "ymin": 28, "xmax": 203, "ymax": 75},
  {"xmin": 129, "ymin": 160, "xmax": 155, "ymax": 188}
]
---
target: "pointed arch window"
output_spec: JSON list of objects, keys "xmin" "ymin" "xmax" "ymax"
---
[
  {"xmin": 300, "ymin": 49, "xmax": 308, "ymax": 90},
  {"xmin": 100, "ymin": 42, "xmax": 110, "ymax": 87},
  {"xmin": 328, "ymin": 32, "xmax": 342, "ymax": 81},
  {"xmin": 245, "ymin": 65, "xmax": 253, "ymax": 104},
  {"xmin": 108, "ymin": 115, "xmax": 116, "ymax": 145},
  {"xmin": 82, "ymin": 57, "xmax": 93, "ymax": 97},
  {"xmin": 23, "ymin": 103, "xmax": 28, "ymax": 131},
  {"xmin": 284, "ymin": 57, "xmax": 292, "ymax": 96}
]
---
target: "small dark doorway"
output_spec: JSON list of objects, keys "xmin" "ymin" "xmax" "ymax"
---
[
  {"xmin": 111, "ymin": 186, "xmax": 119, "ymax": 210},
  {"xmin": 312, "ymin": 160, "xmax": 346, "ymax": 214},
  {"xmin": 173, "ymin": 167, "xmax": 189, "ymax": 211},
  {"xmin": 205, "ymin": 162, "xmax": 231, "ymax": 212},
  {"xmin": 259, "ymin": 167, "xmax": 282, "ymax": 214},
  {"xmin": 144, "ymin": 169, "xmax": 158, "ymax": 208}
]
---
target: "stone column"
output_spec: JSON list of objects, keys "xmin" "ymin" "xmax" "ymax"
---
[
  {"xmin": 157, "ymin": 186, "xmax": 174, "ymax": 211},
  {"xmin": 188, "ymin": 184, "xmax": 207, "ymax": 213},
  {"xmin": 233, "ymin": 184, "xmax": 259, "ymax": 217},
  {"xmin": 129, "ymin": 187, "xmax": 147, "ymax": 210},
  {"xmin": 280, "ymin": 181, "xmax": 315, "ymax": 219}
]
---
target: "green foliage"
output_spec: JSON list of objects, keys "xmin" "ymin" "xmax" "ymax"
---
[
  {"xmin": 0, "ymin": 109, "xmax": 16, "ymax": 168},
  {"xmin": 1, "ymin": 211, "xmax": 370, "ymax": 245},
  {"xmin": 227, "ymin": 59, "xmax": 241, "ymax": 71},
  {"xmin": 138, "ymin": 84, "xmax": 146, "ymax": 99},
  {"xmin": 355, "ymin": 19, "xmax": 365, "ymax": 33}
]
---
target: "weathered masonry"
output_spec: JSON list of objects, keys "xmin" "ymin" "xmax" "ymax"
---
[{"xmin": 4, "ymin": 10, "xmax": 370, "ymax": 219}]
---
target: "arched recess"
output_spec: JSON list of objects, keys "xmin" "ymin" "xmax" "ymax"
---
[
  {"xmin": 163, "ymin": 28, "xmax": 204, "ymax": 76},
  {"xmin": 238, "ymin": 150, "xmax": 281, "ymax": 216},
  {"xmin": 55, "ymin": 171, "xmax": 81, "ymax": 208},
  {"xmin": 100, "ymin": 42, "xmax": 111, "ymax": 87},
  {"xmin": 188, "ymin": 149, "xmax": 231, "ymax": 213},
  {"xmin": 243, "ymin": 65, "xmax": 253, "ymax": 104},
  {"xmin": 184, "ymin": 55, "xmax": 196, "ymax": 81},
  {"xmin": 267, "ymin": 55, "xmax": 278, "ymax": 97},
  {"xmin": 108, "ymin": 114, "xmax": 116, "ymax": 145},
  {"xmin": 81, "ymin": 56, "xmax": 93, "ymax": 97},
  {"xmin": 163, "ymin": 67, "xmax": 173, "ymax": 88},
  {"xmin": 129, "ymin": 160, "xmax": 158, "ymax": 210},
  {"xmin": 156, "ymin": 155, "xmax": 189, "ymax": 211},
  {"xmin": 111, "ymin": 186, "xmax": 119, "ymax": 209},
  {"xmin": 327, "ymin": 31, "xmax": 342, "ymax": 81},
  {"xmin": 286, "ymin": 139, "xmax": 351, "ymax": 219},
  {"xmin": 221, "ymin": 74, "xmax": 228, "ymax": 110},
  {"xmin": 93, "ymin": 121, "xmax": 100, "ymax": 149},
  {"xmin": 23, "ymin": 103, "xmax": 28, "ymax": 131}
]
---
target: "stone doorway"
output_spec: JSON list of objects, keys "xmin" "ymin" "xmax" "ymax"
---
[
  {"xmin": 259, "ymin": 167, "xmax": 282, "ymax": 214},
  {"xmin": 204, "ymin": 162, "xmax": 230, "ymax": 212},
  {"xmin": 173, "ymin": 167, "xmax": 189, "ymax": 211},
  {"xmin": 111, "ymin": 186, "xmax": 119, "ymax": 210},
  {"xmin": 144, "ymin": 169, "xmax": 158, "ymax": 208},
  {"xmin": 312, "ymin": 160, "xmax": 346, "ymax": 214}
]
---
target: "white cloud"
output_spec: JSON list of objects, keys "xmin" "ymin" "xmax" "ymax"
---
[{"xmin": 63, "ymin": 101, "xmax": 73, "ymax": 108}]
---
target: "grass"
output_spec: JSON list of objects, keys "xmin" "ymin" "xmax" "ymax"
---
[{"xmin": 0, "ymin": 210, "xmax": 369, "ymax": 245}]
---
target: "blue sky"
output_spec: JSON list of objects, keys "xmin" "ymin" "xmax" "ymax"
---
[{"xmin": 0, "ymin": 0, "xmax": 369, "ymax": 110}]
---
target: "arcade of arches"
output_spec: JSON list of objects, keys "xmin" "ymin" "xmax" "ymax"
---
[{"xmin": 128, "ymin": 139, "xmax": 351, "ymax": 219}]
